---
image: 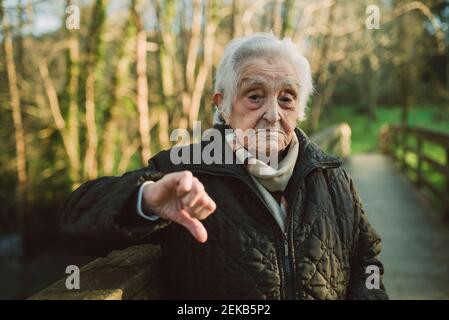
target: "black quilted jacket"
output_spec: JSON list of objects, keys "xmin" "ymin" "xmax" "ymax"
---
[{"xmin": 59, "ymin": 124, "xmax": 388, "ymax": 300}]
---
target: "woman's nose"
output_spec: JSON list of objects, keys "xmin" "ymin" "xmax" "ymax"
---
[{"xmin": 263, "ymin": 99, "xmax": 281, "ymax": 123}]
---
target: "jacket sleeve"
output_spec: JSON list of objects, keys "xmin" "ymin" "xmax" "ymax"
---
[
  {"xmin": 343, "ymin": 170, "xmax": 389, "ymax": 300},
  {"xmin": 58, "ymin": 158, "xmax": 172, "ymax": 257}
]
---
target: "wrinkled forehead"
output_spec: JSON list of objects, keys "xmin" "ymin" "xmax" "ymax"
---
[
  {"xmin": 239, "ymin": 75, "xmax": 300, "ymax": 92},
  {"xmin": 237, "ymin": 57, "xmax": 299, "ymax": 91}
]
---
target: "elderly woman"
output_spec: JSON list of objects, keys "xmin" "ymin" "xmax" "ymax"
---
[{"xmin": 59, "ymin": 33, "xmax": 387, "ymax": 300}]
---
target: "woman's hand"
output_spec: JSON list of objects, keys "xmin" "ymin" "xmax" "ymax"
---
[{"xmin": 142, "ymin": 170, "xmax": 216, "ymax": 243}]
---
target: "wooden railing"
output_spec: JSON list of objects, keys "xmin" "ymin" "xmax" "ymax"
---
[
  {"xmin": 29, "ymin": 244, "xmax": 164, "ymax": 300},
  {"xmin": 380, "ymin": 124, "xmax": 449, "ymax": 217},
  {"xmin": 310, "ymin": 122, "xmax": 352, "ymax": 159}
]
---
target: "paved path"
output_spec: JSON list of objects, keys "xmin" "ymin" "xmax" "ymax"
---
[{"xmin": 344, "ymin": 153, "xmax": 449, "ymax": 300}]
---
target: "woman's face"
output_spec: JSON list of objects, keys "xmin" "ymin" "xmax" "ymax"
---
[{"xmin": 214, "ymin": 56, "xmax": 300, "ymax": 159}]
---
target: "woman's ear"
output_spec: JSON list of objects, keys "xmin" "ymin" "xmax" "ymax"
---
[{"xmin": 212, "ymin": 92, "xmax": 223, "ymax": 109}]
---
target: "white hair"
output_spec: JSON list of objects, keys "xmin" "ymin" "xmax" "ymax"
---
[{"xmin": 213, "ymin": 32, "xmax": 314, "ymax": 124}]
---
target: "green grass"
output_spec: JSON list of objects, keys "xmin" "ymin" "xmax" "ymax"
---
[
  {"xmin": 317, "ymin": 105, "xmax": 449, "ymax": 155},
  {"xmin": 317, "ymin": 105, "xmax": 449, "ymax": 210}
]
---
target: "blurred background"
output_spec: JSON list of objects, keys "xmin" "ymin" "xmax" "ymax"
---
[{"xmin": 0, "ymin": 0, "xmax": 448, "ymax": 299}]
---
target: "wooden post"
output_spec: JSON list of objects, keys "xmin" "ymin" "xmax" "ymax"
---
[
  {"xmin": 392, "ymin": 128, "xmax": 398, "ymax": 160},
  {"xmin": 400, "ymin": 128, "xmax": 406, "ymax": 172},
  {"xmin": 445, "ymin": 147, "xmax": 449, "ymax": 219},
  {"xmin": 416, "ymin": 137, "xmax": 423, "ymax": 187}
]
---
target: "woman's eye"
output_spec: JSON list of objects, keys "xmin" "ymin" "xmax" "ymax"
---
[
  {"xmin": 279, "ymin": 96, "xmax": 293, "ymax": 103},
  {"xmin": 248, "ymin": 94, "xmax": 263, "ymax": 102}
]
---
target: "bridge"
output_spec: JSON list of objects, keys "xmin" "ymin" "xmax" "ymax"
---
[
  {"xmin": 346, "ymin": 153, "xmax": 449, "ymax": 299},
  {"xmin": 30, "ymin": 124, "xmax": 449, "ymax": 300}
]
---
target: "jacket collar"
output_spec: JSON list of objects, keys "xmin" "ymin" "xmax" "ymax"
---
[
  {"xmin": 292, "ymin": 126, "xmax": 343, "ymax": 179},
  {"xmin": 178, "ymin": 124, "xmax": 342, "ymax": 180}
]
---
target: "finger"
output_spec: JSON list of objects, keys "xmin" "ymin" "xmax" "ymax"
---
[
  {"xmin": 175, "ymin": 171, "xmax": 193, "ymax": 196},
  {"xmin": 181, "ymin": 178, "xmax": 204, "ymax": 208},
  {"xmin": 189, "ymin": 194, "xmax": 209, "ymax": 216},
  {"xmin": 202, "ymin": 197, "xmax": 217, "ymax": 219},
  {"xmin": 191, "ymin": 196, "xmax": 216, "ymax": 220},
  {"xmin": 177, "ymin": 211, "xmax": 208, "ymax": 243},
  {"xmin": 206, "ymin": 197, "xmax": 217, "ymax": 213},
  {"xmin": 194, "ymin": 206, "xmax": 213, "ymax": 221}
]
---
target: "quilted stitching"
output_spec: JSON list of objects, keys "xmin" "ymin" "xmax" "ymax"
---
[{"xmin": 58, "ymin": 125, "xmax": 388, "ymax": 300}]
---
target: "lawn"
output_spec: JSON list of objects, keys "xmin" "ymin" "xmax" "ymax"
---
[
  {"xmin": 316, "ymin": 105, "xmax": 449, "ymax": 155},
  {"xmin": 316, "ymin": 105, "xmax": 449, "ymax": 209}
]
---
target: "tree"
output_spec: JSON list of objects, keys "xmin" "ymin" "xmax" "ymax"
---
[{"xmin": 1, "ymin": 0, "xmax": 28, "ymax": 224}]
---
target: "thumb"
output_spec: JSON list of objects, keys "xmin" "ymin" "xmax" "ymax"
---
[{"xmin": 178, "ymin": 212, "xmax": 208, "ymax": 243}]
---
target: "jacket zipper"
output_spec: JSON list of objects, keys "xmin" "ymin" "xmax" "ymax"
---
[
  {"xmin": 284, "ymin": 196, "xmax": 296, "ymax": 300},
  {"xmin": 283, "ymin": 232, "xmax": 295, "ymax": 299},
  {"xmin": 285, "ymin": 160, "xmax": 342, "ymax": 299},
  {"xmin": 282, "ymin": 160, "xmax": 343, "ymax": 299},
  {"xmin": 187, "ymin": 159, "xmax": 342, "ymax": 300}
]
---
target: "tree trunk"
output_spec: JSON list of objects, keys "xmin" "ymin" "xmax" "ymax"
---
[
  {"xmin": 83, "ymin": 0, "xmax": 107, "ymax": 179},
  {"xmin": 2, "ymin": 6, "xmax": 27, "ymax": 225},
  {"xmin": 231, "ymin": 0, "xmax": 242, "ymax": 38},
  {"xmin": 134, "ymin": 0, "xmax": 151, "ymax": 163},
  {"xmin": 398, "ymin": 10, "xmax": 413, "ymax": 126},
  {"xmin": 65, "ymin": 0, "xmax": 81, "ymax": 188},
  {"xmin": 281, "ymin": 0, "xmax": 294, "ymax": 38},
  {"xmin": 309, "ymin": 3, "xmax": 336, "ymax": 131},
  {"xmin": 272, "ymin": 0, "xmax": 283, "ymax": 35},
  {"xmin": 101, "ymin": 6, "xmax": 134, "ymax": 175},
  {"xmin": 84, "ymin": 66, "xmax": 98, "ymax": 179},
  {"xmin": 188, "ymin": 0, "xmax": 217, "ymax": 126}
]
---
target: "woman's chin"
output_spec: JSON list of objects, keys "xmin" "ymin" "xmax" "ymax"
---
[{"xmin": 253, "ymin": 142, "xmax": 281, "ymax": 159}]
